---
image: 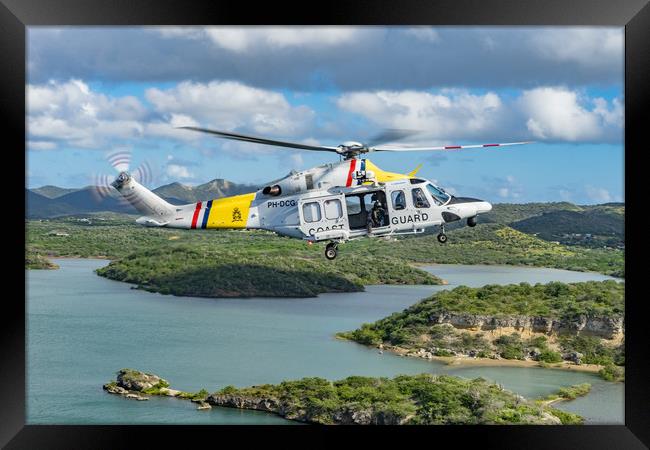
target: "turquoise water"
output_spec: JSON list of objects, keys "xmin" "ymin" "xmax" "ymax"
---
[{"xmin": 26, "ymin": 259, "xmax": 623, "ymax": 424}]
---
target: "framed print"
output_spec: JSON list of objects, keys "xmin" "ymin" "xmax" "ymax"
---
[{"xmin": 3, "ymin": 0, "xmax": 648, "ymax": 447}]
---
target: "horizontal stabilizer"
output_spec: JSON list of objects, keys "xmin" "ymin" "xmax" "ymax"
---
[
  {"xmin": 136, "ymin": 216, "xmax": 170, "ymax": 227},
  {"xmin": 407, "ymin": 163, "xmax": 423, "ymax": 177}
]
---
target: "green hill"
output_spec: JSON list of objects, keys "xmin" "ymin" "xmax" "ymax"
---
[
  {"xmin": 510, "ymin": 209, "xmax": 624, "ymax": 248},
  {"xmin": 389, "ymin": 224, "xmax": 624, "ymax": 277},
  {"xmin": 446, "ymin": 202, "xmax": 625, "ymax": 250},
  {"xmin": 481, "ymin": 202, "xmax": 584, "ymax": 225}
]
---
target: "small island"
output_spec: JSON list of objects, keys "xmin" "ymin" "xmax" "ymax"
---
[
  {"xmin": 338, "ymin": 280, "xmax": 625, "ymax": 381},
  {"xmin": 95, "ymin": 245, "xmax": 443, "ymax": 298},
  {"xmin": 104, "ymin": 369, "xmax": 586, "ymax": 425}
]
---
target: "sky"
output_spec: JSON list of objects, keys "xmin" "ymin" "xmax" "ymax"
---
[{"xmin": 26, "ymin": 26, "xmax": 624, "ymax": 204}]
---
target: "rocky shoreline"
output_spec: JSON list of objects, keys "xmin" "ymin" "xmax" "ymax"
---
[
  {"xmin": 103, "ymin": 369, "xmax": 212, "ymax": 410},
  {"xmin": 379, "ymin": 343, "xmax": 604, "ymax": 373},
  {"xmin": 103, "ymin": 368, "xmax": 585, "ymax": 425}
]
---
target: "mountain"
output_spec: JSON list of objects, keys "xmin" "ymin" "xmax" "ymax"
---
[
  {"xmin": 26, "ymin": 189, "xmax": 71, "ymax": 218},
  {"xmin": 32, "ymin": 185, "xmax": 80, "ymax": 199},
  {"xmin": 26, "ymin": 187, "xmax": 137, "ymax": 219},
  {"xmin": 26, "ymin": 178, "xmax": 260, "ymax": 218},
  {"xmin": 153, "ymin": 179, "xmax": 259, "ymax": 203}
]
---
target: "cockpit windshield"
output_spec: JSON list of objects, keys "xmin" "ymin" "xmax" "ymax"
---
[{"xmin": 426, "ymin": 183, "xmax": 451, "ymax": 205}]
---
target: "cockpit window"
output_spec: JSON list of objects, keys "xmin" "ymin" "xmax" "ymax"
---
[
  {"xmin": 412, "ymin": 188, "xmax": 430, "ymax": 208},
  {"xmin": 426, "ymin": 184, "xmax": 451, "ymax": 206}
]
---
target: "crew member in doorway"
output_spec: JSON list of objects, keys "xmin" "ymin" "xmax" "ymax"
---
[{"xmin": 367, "ymin": 193, "xmax": 386, "ymax": 233}]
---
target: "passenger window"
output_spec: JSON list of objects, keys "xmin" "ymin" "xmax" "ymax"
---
[
  {"xmin": 324, "ymin": 199, "xmax": 342, "ymax": 219},
  {"xmin": 412, "ymin": 188, "xmax": 430, "ymax": 208},
  {"xmin": 345, "ymin": 196, "xmax": 362, "ymax": 215},
  {"xmin": 302, "ymin": 202, "xmax": 322, "ymax": 222},
  {"xmin": 391, "ymin": 190, "xmax": 406, "ymax": 210}
]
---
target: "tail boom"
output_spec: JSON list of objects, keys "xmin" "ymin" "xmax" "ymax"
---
[{"xmin": 173, "ymin": 193, "xmax": 257, "ymax": 230}]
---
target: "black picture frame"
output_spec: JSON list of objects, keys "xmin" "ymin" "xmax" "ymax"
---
[{"xmin": 4, "ymin": 0, "xmax": 647, "ymax": 447}]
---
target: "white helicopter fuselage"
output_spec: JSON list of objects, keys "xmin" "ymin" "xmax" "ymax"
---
[{"xmin": 112, "ymin": 158, "xmax": 492, "ymax": 251}]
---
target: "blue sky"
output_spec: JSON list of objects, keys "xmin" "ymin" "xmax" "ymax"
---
[{"xmin": 26, "ymin": 26, "xmax": 624, "ymax": 204}]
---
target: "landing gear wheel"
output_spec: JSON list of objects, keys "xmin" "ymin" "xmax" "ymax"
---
[
  {"xmin": 325, "ymin": 243, "xmax": 338, "ymax": 260},
  {"xmin": 467, "ymin": 216, "xmax": 478, "ymax": 227},
  {"xmin": 437, "ymin": 233, "xmax": 448, "ymax": 244}
]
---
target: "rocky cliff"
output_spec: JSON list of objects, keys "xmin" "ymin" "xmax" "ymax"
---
[
  {"xmin": 206, "ymin": 393, "xmax": 411, "ymax": 425},
  {"xmin": 427, "ymin": 311, "xmax": 624, "ymax": 340}
]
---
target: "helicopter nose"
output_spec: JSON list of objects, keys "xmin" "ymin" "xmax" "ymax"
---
[
  {"xmin": 443, "ymin": 196, "xmax": 492, "ymax": 223},
  {"xmin": 476, "ymin": 201, "xmax": 492, "ymax": 213}
]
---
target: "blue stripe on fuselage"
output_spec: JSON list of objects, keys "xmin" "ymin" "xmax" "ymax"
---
[
  {"xmin": 358, "ymin": 159, "xmax": 366, "ymax": 185},
  {"xmin": 201, "ymin": 200, "xmax": 213, "ymax": 229}
]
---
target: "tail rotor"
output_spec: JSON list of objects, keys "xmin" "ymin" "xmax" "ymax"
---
[{"xmin": 90, "ymin": 150, "xmax": 157, "ymax": 206}]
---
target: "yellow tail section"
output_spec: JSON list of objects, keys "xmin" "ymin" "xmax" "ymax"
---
[{"xmin": 205, "ymin": 192, "xmax": 256, "ymax": 229}]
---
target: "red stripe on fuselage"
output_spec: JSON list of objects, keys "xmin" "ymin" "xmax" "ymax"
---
[
  {"xmin": 445, "ymin": 146, "xmax": 461, "ymax": 149},
  {"xmin": 191, "ymin": 202, "xmax": 202, "ymax": 229},
  {"xmin": 345, "ymin": 159, "xmax": 357, "ymax": 187}
]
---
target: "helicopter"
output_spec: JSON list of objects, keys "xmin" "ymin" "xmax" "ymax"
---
[{"xmin": 108, "ymin": 127, "xmax": 531, "ymax": 259}]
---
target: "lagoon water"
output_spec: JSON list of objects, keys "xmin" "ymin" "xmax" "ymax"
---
[{"xmin": 27, "ymin": 259, "xmax": 623, "ymax": 425}]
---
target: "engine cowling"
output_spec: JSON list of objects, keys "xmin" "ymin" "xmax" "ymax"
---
[{"xmin": 262, "ymin": 185, "xmax": 282, "ymax": 196}]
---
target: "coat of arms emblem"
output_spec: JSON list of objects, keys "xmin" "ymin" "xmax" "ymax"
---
[{"xmin": 232, "ymin": 207, "xmax": 243, "ymax": 222}]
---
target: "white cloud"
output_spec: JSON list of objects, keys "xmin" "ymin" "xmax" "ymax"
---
[
  {"xmin": 145, "ymin": 80, "xmax": 315, "ymax": 136},
  {"xmin": 489, "ymin": 175, "xmax": 523, "ymax": 200},
  {"xmin": 518, "ymin": 87, "xmax": 622, "ymax": 141},
  {"xmin": 593, "ymin": 97, "xmax": 623, "ymax": 127},
  {"xmin": 145, "ymin": 114, "xmax": 202, "ymax": 141},
  {"xmin": 585, "ymin": 185, "xmax": 612, "ymax": 203},
  {"xmin": 156, "ymin": 26, "xmax": 365, "ymax": 53},
  {"xmin": 28, "ymin": 140, "xmax": 57, "ymax": 150},
  {"xmin": 289, "ymin": 153, "xmax": 303, "ymax": 168},
  {"xmin": 337, "ymin": 86, "xmax": 622, "ymax": 143},
  {"xmin": 530, "ymin": 28, "xmax": 623, "ymax": 69},
  {"xmin": 27, "ymin": 79, "xmax": 147, "ymax": 148},
  {"xmin": 166, "ymin": 163, "xmax": 194, "ymax": 179},
  {"xmin": 27, "ymin": 79, "xmax": 317, "ymax": 151},
  {"xmin": 404, "ymin": 27, "xmax": 440, "ymax": 43},
  {"xmin": 337, "ymin": 89, "xmax": 505, "ymax": 142}
]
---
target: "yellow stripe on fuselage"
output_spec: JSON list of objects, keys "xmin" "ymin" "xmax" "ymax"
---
[{"xmin": 205, "ymin": 193, "xmax": 256, "ymax": 229}]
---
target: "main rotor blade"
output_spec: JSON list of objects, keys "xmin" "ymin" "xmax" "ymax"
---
[
  {"xmin": 365, "ymin": 128, "xmax": 421, "ymax": 148},
  {"xmin": 178, "ymin": 126, "xmax": 340, "ymax": 153},
  {"xmin": 371, "ymin": 141, "xmax": 534, "ymax": 152}
]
